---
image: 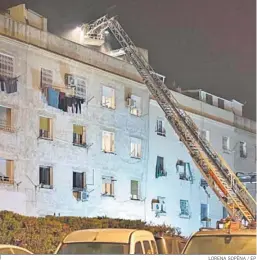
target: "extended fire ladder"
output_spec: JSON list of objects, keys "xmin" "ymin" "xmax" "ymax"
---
[{"xmin": 84, "ymin": 16, "xmax": 257, "ymax": 224}]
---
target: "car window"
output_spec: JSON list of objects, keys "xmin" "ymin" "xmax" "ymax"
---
[
  {"xmin": 143, "ymin": 240, "xmax": 152, "ymax": 254},
  {"xmin": 151, "ymin": 240, "xmax": 158, "ymax": 254},
  {"xmin": 0, "ymin": 248, "xmax": 12, "ymax": 254},
  {"xmin": 11, "ymin": 248, "xmax": 31, "ymax": 254},
  {"xmin": 134, "ymin": 242, "xmax": 143, "ymax": 254}
]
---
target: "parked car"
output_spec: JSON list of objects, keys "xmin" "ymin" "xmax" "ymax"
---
[
  {"xmin": 55, "ymin": 228, "xmax": 158, "ymax": 254},
  {"xmin": 0, "ymin": 245, "xmax": 33, "ymax": 254}
]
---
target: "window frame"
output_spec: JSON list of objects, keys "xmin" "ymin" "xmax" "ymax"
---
[
  {"xmin": 0, "ymin": 158, "xmax": 14, "ymax": 184},
  {"xmin": 239, "ymin": 141, "xmax": 247, "ymax": 158},
  {"xmin": 129, "ymin": 94, "xmax": 142, "ymax": 116},
  {"xmin": 222, "ymin": 136, "xmax": 230, "ymax": 151},
  {"xmin": 130, "ymin": 137, "xmax": 142, "ymax": 159},
  {"xmin": 102, "ymin": 131, "xmax": 115, "ymax": 153},
  {"xmin": 156, "ymin": 118, "xmax": 166, "ymax": 136},
  {"xmin": 39, "ymin": 116, "xmax": 53, "ymax": 140},
  {"xmin": 39, "ymin": 166, "xmax": 53, "ymax": 189},
  {"xmin": 0, "ymin": 52, "xmax": 14, "ymax": 78},
  {"xmin": 101, "ymin": 85, "xmax": 116, "ymax": 109},
  {"xmin": 130, "ymin": 180, "xmax": 140, "ymax": 200},
  {"xmin": 72, "ymin": 171, "xmax": 86, "ymax": 191},
  {"xmin": 73, "ymin": 124, "xmax": 86, "ymax": 146},
  {"xmin": 180, "ymin": 199, "xmax": 190, "ymax": 217},
  {"xmin": 102, "ymin": 176, "xmax": 115, "ymax": 197},
  {"xmin": 0, "ymin": 106, "xmax": 13, "ymax": 132}
]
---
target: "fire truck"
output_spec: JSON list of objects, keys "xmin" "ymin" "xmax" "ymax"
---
[{"xmin": 84, "ymin": 15, "xmax": 256, "ymax": 229}]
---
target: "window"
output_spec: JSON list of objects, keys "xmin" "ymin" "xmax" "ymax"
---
[
  {"xmin": 40, "ymin": 68, "xmax": 53, "ymax": 89},
  {"xmin": 0, "ymin": 248, "xmax": 12, "ymax": 254},
  {"xmin": 130, "ymin": 137, "xmax": 142, "ymax": 158},
  {"xmin": 101, "ymin": 86, "xmax": 115, "ymax": 109},
  {"xmin": 0, "ymin": 106, "xmax": 13, "ymax": 132},
  {"xmin": 200, "ymin": 203, "xmax": 208, "ymax": 221},
  {"xmin": 200, "ymin": 129, "xmax": 210, "ymax": 142},
  {"xmin": 134, "ymin": 242, "xmax": 143, "ymax": 254},
  {"xmin": 240, "ymin": 142, "xmax": 247, "ymax": 158},
  {"xmin": 0, "ymin": 158, "xmax": 14, "ymax": 184},
  {"xmin": 73, "ymin": 125, "xmax": 86, "ymax": 146},
  {"xmin": 102, "ymin": 131, "xmax": 115, "ymax": 153},
  {"xmin": 180, "ymin": 200, "xmax": 190, "ymax": 217},
  {"xmin": 176, "ymin": 160, "xmax": 192, "ymax": 181},
  {"xmin": 39, "ymin": 166, "xmax": 53, "ymax": 189},
  {"xmin": 73, "ymin": 172, "xmax": 86, "ymax": 191},
  {"xmin": 205, "ymin": 94, "xmax": 213, "ymax": 105},
  {"xmin": 0, "ymin": 53, "xmax": 14, "ymax": 78},
  {"xmin": 150, "ymin": 241, "xmax": 158, "ymax": 254},
  {"xmin": 39, "ymin": 116, "xmax": 52, "ymax": 139},
  {"xmin": 156, "ymin": 119, "xmax": 166, "ymax": 136},
  {"xmin": 156, "ymin": 196, "xmax": 166, "ymax": 214},
  {"xmin": 143, "ymin": 241, "xmax": 152, "ymax": 254},
  {"xmin": 155, "ymin": 156, "xmax": 166, "ymax": 178},
  {"xmin": 102, "ymin": 176, "xmax": 115, "ymax": 196},
  {"xmin": 129, "ymin": 95, "xmax": 141, "ymax": 116},
  {"xmin": 131, "ymin": 180, "xmax": 139, "ymax": 200},
  {"xmin": 222, "ymin": 136, "xmax": 230, "ymax": 151},
  {"xmin": 74, "ymin": 77, "xmax": 87, "ymax": 99},
  {"xmin": 218, "ymin": 98, "xmax": 225, "ymax": 109}
]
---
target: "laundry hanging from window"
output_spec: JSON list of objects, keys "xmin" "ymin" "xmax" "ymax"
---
[
  {"xmin": 0, "ymin": 76, "xmax": 18, "ymax": 94},
  {"xmin": 155, "ymin": 156, "xmax": 165, "ymax": 178},
  {"xmin": 47, "ymin": 87, "xmax": 60, "ymax": 108}
]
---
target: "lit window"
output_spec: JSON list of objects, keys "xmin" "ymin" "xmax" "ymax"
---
[
  {"xmin": 39, "ymin": 166, "xmax": 53, "ymax": 189},
  {"xmin": 180, "ymin": 199, "xmax": 190, "ymax": 217},
  {"xmin": 240, "ymin": 141, "xmax": 247, "ymax": 158},
  {"xmin": 0, "ymin": 158, "xmax": 14, "ymax": 184},
  {"xmin": 131, "ymin": 180, "xmax": 139, "ymax": 200},
  {"xmin": 222, "ymin": 136, "xmax": 230, "ymax": 151},
  {"xmin": 0, "ymin": 53, "xmax": 14, "ymax": 78},
  {"xmin": 128, "ymin": 95, "xmax": 141, "ymax": 116},
  {"xmin": 101, "ymin": 86, "xmax": 115, "ymax": 109},
  {"xmin": 0, "ymin": 106, "xmax": 13, "ymax": 132},
  {"xmin": 73, "ymin": 125, "xmax": 86, "ymax": 146},
  {"xmin": 73, "ymin": 172, "xmax": 86, "ymax": 191},
  {"xmin": 102, "ymin": 176, "xmax": 115, "ymax": 196},
  {"xmin": 39, "ymin": 116, "xmax": 52, "ymax": 139},
  {"xmin": 130, "ymin": 137, "xmax": 142, "ymax": 159},
  {"xmin": 156, "ymin": 119, "xmax": 165, "ymax": 136},
  {"xmin": 102, "ymin": 131, "xmax": 115, "ymax": 153}
]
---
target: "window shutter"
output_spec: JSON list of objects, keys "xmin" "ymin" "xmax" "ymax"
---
[
  {"xmin": 40, "ymin": 117, "xmax": 49, "ymax": 131},
  {"xmin": 83, "ymin": 172, "xmax": 86, "ymax": 188}
]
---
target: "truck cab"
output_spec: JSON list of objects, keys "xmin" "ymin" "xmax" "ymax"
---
[{"xmin": 182, "ymin": 220, "xmax": 256, "ymax": 255}]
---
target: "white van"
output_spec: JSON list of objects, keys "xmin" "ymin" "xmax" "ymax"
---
[{"xmin": 55, "ymin": 228, "xmax": 158, "ymax": 254}]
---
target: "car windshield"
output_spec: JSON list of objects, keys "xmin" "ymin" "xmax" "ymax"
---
[
  {"xmin": 57, "ymin": 242, "xmax": 129, "ymax": 254},
  {"xmin": 184, "ymin": 235, "xmax": 256, "ymax": 255}
]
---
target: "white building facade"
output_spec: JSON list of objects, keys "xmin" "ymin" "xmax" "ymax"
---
[{"xmin": 0, "ymin": 5, "xmax": 255, "ymax": 236}]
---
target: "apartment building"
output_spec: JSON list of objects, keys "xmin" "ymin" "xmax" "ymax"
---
[
  {"xmin": 146, "ymin": 90, "xmax": 256, "ymax": 235},
  {"xmin": 0, "ymin": 5, "xmax": 255, "ymax": 235}
]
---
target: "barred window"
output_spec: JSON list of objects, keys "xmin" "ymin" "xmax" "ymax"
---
[
  {"xmin": 75, "ymin": 77, "xmax": 86, "ymax": 99},
  {"xmin": 41, "ymin": 68, "xmax": 53, "ymax": 88},
  {"xmin": 0, "ymin": 53, "xmax": 14, "ymax": 78}
]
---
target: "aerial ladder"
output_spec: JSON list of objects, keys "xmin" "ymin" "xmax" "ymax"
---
[{"xmin": 84, "ymin": 16, "xmax": 257, "ymax": 225}]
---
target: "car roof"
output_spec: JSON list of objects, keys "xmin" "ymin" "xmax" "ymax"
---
[
  {"xmin": 0, "ymin": 244, "xmax": 32, "ymax": 253},
  {"xmin": 193, "ymin": 229, "xmax": 256, "ymax": 236},
  {"xmin": 63, "ymin": 229, "xmax": 152, "ymax": 244}
]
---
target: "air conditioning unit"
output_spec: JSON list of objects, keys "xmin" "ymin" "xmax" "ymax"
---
[
  {"xmin": 78, "ymin": 190, "xmax": 89, "ymax": 202},
  {"xmin": 67, "ymin": 75, "xmax": 77, "ymax": 88}
]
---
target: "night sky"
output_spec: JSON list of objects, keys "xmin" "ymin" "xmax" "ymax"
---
[{"xmin": 1, "ymin": 0, "xmax": 256, "ymax": 120}]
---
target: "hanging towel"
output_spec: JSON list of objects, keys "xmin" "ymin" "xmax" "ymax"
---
[
  {"xmin": 47, "ymin": 87, "xmax": 60, "ymax": 108},
  {"xmin": 58, "ymin": 92, "xmax": 66, "ymax": 110}
]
